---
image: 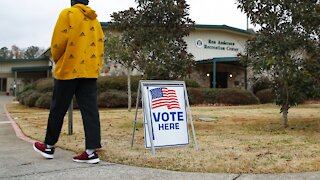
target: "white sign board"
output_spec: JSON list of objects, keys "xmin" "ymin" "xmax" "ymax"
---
[
  {"xmin": 131, "ymin": 80, "xmax": 198, "ymax": 155},
  {"xmin": 142, "ymin": 85, "xmax": 189, "ymax": 148}
]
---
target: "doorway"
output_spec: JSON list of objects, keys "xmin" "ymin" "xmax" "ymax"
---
[
  {"xmin": 0, "ymin": 78, "xmax": 7, "ymax": 92},
  {"xmin": 210, "ymin": 72, "xmax": 228, "ymax": 88}
]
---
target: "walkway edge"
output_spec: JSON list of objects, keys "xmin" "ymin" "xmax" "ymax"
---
[{"xmin": 3, "ymin": 104, "xmax": 35, "ymax": 144}]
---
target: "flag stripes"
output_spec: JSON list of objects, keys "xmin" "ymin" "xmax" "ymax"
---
[{"xmin": 150, "ymin": 87, "xmax": 180, "ymax": 109}]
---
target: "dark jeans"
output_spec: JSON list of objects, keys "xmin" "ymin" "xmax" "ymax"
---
[{"xmin": 44, "ymin": 78, "xmax": 101, "ymax": 149}]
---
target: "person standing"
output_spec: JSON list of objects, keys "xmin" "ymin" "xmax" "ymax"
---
[{"xmin": 33, "ymin": 0, "xmax": 104, "ymax": 164}]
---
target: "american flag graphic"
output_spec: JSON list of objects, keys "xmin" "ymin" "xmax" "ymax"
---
[{"xmin": 150, "ymin": 87, "xmax": 180, "ymax": 110}]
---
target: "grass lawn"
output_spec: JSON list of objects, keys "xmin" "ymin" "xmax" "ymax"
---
[{"xmin": 6, "ymin": 102, "xmax": 320, "ymax": 173}]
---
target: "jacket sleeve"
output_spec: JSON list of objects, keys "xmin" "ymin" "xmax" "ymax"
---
[
  {"xmin": 97, "ymin": 24, "xmax": 105, "ymax": 74},
  {"xmin": 51, "ymin": 9, "xmax": 70, "ymax": 63}
]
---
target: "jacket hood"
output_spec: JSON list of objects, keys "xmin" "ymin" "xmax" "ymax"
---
[{"xmin": 73, "ymin": 4, "xmax": 97, "ymax": 20}]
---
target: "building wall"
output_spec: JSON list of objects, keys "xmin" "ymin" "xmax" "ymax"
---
[
  {"xmin": 103, "ymin": 27, "xmax": 251, "ymax": 85},
  {"xmin": 185, "ymin": 29, "xmax": 248, "ymax": 61},
  {"xmin": 0, "ymin": 61, "xmax": 48, "ymax": 73},
  {"xmin": 0, "ymin": 59, "xmax": 51, "ymax": 95},
  {"xmin": 185, "ymin": 28, "xmax": 251, "ymax": 89}
]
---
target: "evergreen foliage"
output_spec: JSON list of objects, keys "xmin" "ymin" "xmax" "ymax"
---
[
  {"xmin": 237, "ymin": 0, "xmax": 320, "ymax": 127},
  {"xmin": 108, "ymin": 0, "xmax": 195, "ymax": 80}
]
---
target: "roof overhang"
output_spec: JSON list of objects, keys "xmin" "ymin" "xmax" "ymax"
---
[
  {"xmin": 0, "ymin": 57, "xmax": 49, "ymax": 63},
  {"xmin": 196, "ymin": 57, "xmax": 240, "ymax": 64},
  {"xmin": 12, "ymin": 66, "xmax": 52, "ymax": 73},
  {"xmin": 100, "ymin": 22, "xmax": 254, "ymax": 37},
  {"xmin": 195, "ymin": 24, "xmax": 254, "ymax": 38}
]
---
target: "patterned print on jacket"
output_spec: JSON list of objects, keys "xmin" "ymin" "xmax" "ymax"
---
[{"xmin": 51, "ymin": 4, "xmax": 104, "ymax": 80}]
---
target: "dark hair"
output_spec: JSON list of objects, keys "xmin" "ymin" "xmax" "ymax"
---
[{"xmin": 71, "ymin": 0, "xmax": 89, "ymax": 6}]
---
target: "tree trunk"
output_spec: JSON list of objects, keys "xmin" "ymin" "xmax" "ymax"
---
[
  {"xmin": 282, "ymin": 105, "xmax": 289, "ymax": 128},
  {"xmin": 127, "ymin": 67, "xmax": 132, "ymax": 112},
  {"xmin": 282, "ymin": 85, "xmax": 289, "ymax": 128}
]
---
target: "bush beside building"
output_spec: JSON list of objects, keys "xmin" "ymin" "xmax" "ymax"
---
[{"xmin": 17, "ymin": 77, "xmax": 260, "ymax": 109}]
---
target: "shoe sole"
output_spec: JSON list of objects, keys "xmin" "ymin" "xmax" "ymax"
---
[
  {"xmin": 73, "ymin": 158, "xmax": 100, "ymax": 164},
  {"xmin": 33, "ymin": 144, "xmax": 54, "ymax": 159}
]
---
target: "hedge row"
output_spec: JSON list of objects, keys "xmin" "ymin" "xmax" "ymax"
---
[
  {"xmin": 97, "ymin": 76, "xmax": 200, "ymax": 93},
  {"xmin": 255, "ymin": 88, "xmax": 275, "ymax": 104},
  {"xmin": 187, "ymin": 88, "xmax": 259, "ymax": 105},
  {"xmin": 17, "ymin": 77, "xmax": 260, "ymax": 109}
]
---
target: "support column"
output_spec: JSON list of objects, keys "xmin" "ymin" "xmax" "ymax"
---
[
  {"xmin": 212, "ymin": 60, "xmax": 217, "ymax": 88},
  {"xmin": 13, "ymin": 71, "xmax": 17, "ymax": 96}
]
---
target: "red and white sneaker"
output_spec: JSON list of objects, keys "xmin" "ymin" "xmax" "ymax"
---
[
  {"xmin": 73, "ymin": 151, "xmax": 100, "ymax": 164},
  {"xmin": 33, "ymin": 142, "xmax": 55, "ymax": 159}
]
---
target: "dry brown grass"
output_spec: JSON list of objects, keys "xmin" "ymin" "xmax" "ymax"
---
[{"xmin": 6, "ymin": 102, "xmax": 320, "ymax": 173}]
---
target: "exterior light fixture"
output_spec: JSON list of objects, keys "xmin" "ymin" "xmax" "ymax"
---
[
  {"xmin": 206, "ymin": 73, "xmax": 210, "ymax": 77},
  {"xmin": 229, "ymin": 73, "xmax": 233, "ymax": 78}
]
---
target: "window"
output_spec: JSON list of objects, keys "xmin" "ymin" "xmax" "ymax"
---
[{"xmin": 0, "ymin": 78, "xmax": 7, "ymax": 92}]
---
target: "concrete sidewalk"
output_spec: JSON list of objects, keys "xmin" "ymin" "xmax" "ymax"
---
[{"xmin": 1, "ymin": 95, "xmax": 319, "ymax": 180}]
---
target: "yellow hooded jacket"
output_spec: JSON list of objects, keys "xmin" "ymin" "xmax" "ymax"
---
[{"xmin": 51, "ymin": 4, "xmax": 104, "ymax": 80}]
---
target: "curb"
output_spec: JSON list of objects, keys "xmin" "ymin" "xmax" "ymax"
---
[{"xmin": 3, "ymin": 104, "xmax": 35, "ymax": 144}]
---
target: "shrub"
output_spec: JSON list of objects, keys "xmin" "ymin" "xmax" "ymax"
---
[
  {"xmin": 187, "ymin": 88, "xmax": 259, "ymax": 105},
  {"xmin": 183, "ymin": 79, "xmax": 200, "ymax": 88},
  {"xmin": 35, "ymin": 78, "xmax": 54, "ymax": 93},
  {"xmin": 98, "ymin": 76, "xmax": 124, "ymax": 93},
  {"xmin": 130, "ymin": 76, "xmax": 142, "ymax": 92},
  {"xmin": 97, "ymin": 75, "xmax": 141, "ymax": 93},
  {"xmin": 17, "ymin": 76, "xmax": 259, "ymax": 108},
  {"xmin": 202, "ymin": 88, "xmax": 219, "ymax": 104},
  {"xmin": 216, "ymin": 88, "xmax": 260, "ymax": 105},
  {"xmin": 252, "ymin": 77, "xmax": 272, "ymax": 94},
  {"xmin": 97, "ymin": 76, "xmax": 199, "ymax": 92},
  {"xmin": 20, "ymin": 83, "xmax": 35, "ymax": 93},
  {"xmin": 256, "ymin": 88, "xmax": 275, "ymax": 104},
  {"xmin": 18, "ymin": 89, "xmax": 35, "ymax": 105},
  {"xmin": 17, "ymin": 83, "xmax": 35, "ymax": 102},
  {"xmin": 98, "ymin": 90, "xmax": 128, "ymax": 108},
  {"xmin": 107, "ymin": 76, "xmax": 129, "ymax": 91},
  {"xmin": 35, "ymin": 92, "xmax": 53, "ymax": 109},
  {"xmin": 187, "ymin": 88, "xmax": 205, "ymax": 105},
  {"xmin": 16, "ymin": 89, "xmax": 27, "ymax": 103},
  {"xmin": 130, "ymin": 92, "xmax": 138, "ymax": 106},
  {"xmin": 17, "ymin": 79, "xmax": 53, "ymax": 107},
  {"xmin": 24, "ymin": 91, "xmax": 42, "ymax": 107}
]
